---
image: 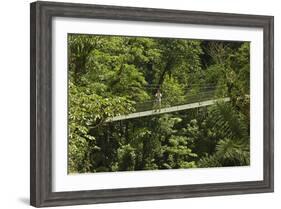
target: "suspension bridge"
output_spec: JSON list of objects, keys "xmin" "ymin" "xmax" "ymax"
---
[{"xmin": 106, "ymin": 84, "xmax": 230, "ymax": 122}]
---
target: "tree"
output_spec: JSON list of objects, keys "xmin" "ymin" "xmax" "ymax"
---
[{"xmin": 67, "ymin": 34, "xmax": 250, "ymax": 173}]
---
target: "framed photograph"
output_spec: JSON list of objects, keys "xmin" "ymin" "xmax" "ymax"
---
[{"xmin": 30, "ymin": 1, "xmax": 274, "ymax": 207}]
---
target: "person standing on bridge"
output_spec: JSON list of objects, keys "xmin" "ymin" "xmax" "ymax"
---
[{"xmin": 154, "ymin": 89, "xmax": 162, "ymax": 112}]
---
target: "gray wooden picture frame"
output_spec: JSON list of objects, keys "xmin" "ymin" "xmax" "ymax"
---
[{"xmin": 30, "ymin": 1, "xmax": 274, "ymax": 207}]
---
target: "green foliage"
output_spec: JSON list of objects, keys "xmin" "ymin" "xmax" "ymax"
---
[
  {"xmin": 198, "ymin": 103, "xmax": 250, "ymax": 167},
  {"xmin": 68, "ymin": 34, "xmax": 250, "ymax": 173},
  {"xmin": 68, "ymin": 81, "xmax": 135, "ymax": 173},
  {"xmin": 116, "ymin": 145, "xmax": 136, "ymax": 171},
  {"xmin": 163, "ymin": 135, "xmax": 197, "ymax": 169}
]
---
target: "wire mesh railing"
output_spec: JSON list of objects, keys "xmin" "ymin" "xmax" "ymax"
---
[{"xmin": 133, "ymin": 88, "xmax": 221, "ymax": 113}]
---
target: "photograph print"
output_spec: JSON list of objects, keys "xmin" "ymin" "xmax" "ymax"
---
[{"xmin": 68, "ymin": 34, "xmax": 250, "ymax": 174}]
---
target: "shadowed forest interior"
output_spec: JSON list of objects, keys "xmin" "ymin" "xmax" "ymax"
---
[{"xmin": 68, "ymin": 34, "xmax": 250, "ymax": 173}]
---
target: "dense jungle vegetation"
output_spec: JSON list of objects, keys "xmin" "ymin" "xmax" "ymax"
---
[{"xmin": 68, "ymin": 34, "xmax": 250, "ymax": 173}]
